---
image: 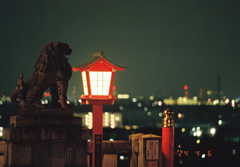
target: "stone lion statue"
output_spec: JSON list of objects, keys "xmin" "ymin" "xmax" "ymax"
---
[{"xmin": 11, "ymin": 42, "xmax": 72, "ymax": 108}]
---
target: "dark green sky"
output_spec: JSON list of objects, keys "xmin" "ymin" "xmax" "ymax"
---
[{"xmin": 1, "ymin": 0, "xmax": 240, "ymax": 99}]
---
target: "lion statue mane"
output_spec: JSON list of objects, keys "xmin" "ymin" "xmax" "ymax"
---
[{"xmin": 11, "ymin": 42, "xmax": 72, "ymax": 108}]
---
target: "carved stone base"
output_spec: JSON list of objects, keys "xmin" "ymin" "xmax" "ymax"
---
[{"xmin": 2, "ymin": 108, "xmax": 89, "ymax": 167}]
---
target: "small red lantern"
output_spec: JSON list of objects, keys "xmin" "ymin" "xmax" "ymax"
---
[{"xmin": 72, "ymin": 51, "xmax": 127, "ymax": 105}]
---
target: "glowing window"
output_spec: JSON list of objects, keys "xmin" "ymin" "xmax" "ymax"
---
[
  {"xmin": 89, "ymin": 71, "xmax": 111, "ymax": 95},
  {"xmin": 82, "ymin": 71, "xmax": 88, "ymax": 95}
]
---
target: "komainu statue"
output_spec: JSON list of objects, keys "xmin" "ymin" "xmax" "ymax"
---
[{"xmin": 11, "ymin": 42, "xmax": 72, "ymax": 108}]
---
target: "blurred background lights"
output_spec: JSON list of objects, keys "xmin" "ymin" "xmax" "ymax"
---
[
  {"xmin": 202, "ymin": 154, "xmax": 206, "ymax": 158},
  {"xmin": 120, "ymin": 155, "xmax": 124, "ymax": 160},
  {"xmin": 232, "ymin": 149, "xmax": 237, "ymax": 156},
  {"xmin": 118, "ymin": 94, "xmax": 129, "ymax": 99},
  {"xmin": 144, "ymin": 107, "xmax": 148, "ymax": 111},
  {"xmin": 138, "ymin": 103, "xmax": 142, "ymax": 107},
  {"xmin": 147, "ymin": 111, "xmax": 151, "ymax": 116},
  {"xmin": 132, "ymin": 98, "xmax": 137, "ymax": 102},
  {"xmin": 159, "ymin": 112, "xmax": 163, "ymax": 117},
  {"xmin": 119, "ymin": 106, "xmax": 124, "ymax": 110},
  {"xmin": 225, "ymin": 99, "xmax": 230, "ymax": 104},
  {"xmin": 158, "ymin": 101, "xmax": 162, "ymax": 106},
  {"xmin": 218, "ymin": 120, "xmax": 222, "ymax": 125},
  {"xmin": 132, "ymin": 125, "xmax": 138, "ymax": 129},
  {"xmin": 181, "ymin": 128, "xmax": 185, "ymax": 132},
  {"xmin": 85, "ymin": 112, "xmax": 93, "ymax": 129},
  {"xmin": 196, "ymin": 130, "xmax": 202, "ymax": 137},
  {"xmin": 149, "ymin": 96, "xmax": 154, "ymax": 100},
  {"xmin": 210, "ymin": 128, "xmax": 216, "ymax": 136},
  {"xmin": 110, "ymin": 114, "xmax": 115, "ymax": 129},
  {"xmin": 207, "ymin": 90, "xmax": 212, "ymax": 95},
  {"xmin": 196, "ymin": 139, "xmax": 200, "ymax": 144}
]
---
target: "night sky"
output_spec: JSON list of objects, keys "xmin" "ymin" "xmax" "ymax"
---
[{"xmin": 1, "ymin": 0, "xmax": 240, "ymax": 99}]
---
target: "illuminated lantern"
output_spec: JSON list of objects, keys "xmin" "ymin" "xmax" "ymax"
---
[
  {"xmin": 72, "ymin": 51, "xmax": 127, "ymax": 167},
  {"xmin": 72, "ymin": 51, "xmax": 127, "ymax": 105}
]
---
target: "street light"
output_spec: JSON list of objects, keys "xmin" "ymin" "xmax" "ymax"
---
[{"xmin": 72, "ymin": 51, "xmax": 127, "ymax": 167}]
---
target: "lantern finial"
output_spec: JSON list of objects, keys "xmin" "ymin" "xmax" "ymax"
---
[{"xmin": 93, "ymin": 51, "xmax": 104, "ymax": 58}]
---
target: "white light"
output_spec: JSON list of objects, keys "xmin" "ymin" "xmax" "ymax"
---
[
  {"xmin": 82, "ymin": 71, "xmax": 88, "ymax": 95},
  {"xmin": 193, "ymin": 96, "xmax": 198, "ymax": 100},
  {"xmin": 158, "ymin": 101, "xmax": 162, "ymax": 106},
  {"xmin": 0, "ymin": 131, "xmax": 2, "ymax": 137},
  {"xmin": 225, "ymin": 99, "xmax": 230, "ymax": 104},
  {"xmin": 109, "ymin": 138, "xmax": 114, "ymax": 141},
  {"xmin": 138, "ymin": 103, "xmax": 142, "ymax": 107},
  {"xmin": 144, "ymin": 107, "xmax": 148, "ymax": 111},
  {"xmin": 210, "ymin": 128, "xmax": 216, "ymax": 135},
  {"xmin": 147, "ymin": 112, "xmax": 151, "ymax": 116},
  {"xmin": 192, "ymin": 127, "xmax": 196, "ymax": 131},
  {"xmin": 193, "ymin": 132, "xmax": 197, "ymax": 137},
  {"xmin": 196, "ymin": 131, "xmax": 202, "ymax": 137},
  {"xmin": 197, "ymin": 127, "xmax": 200, "ymax": 131},
  {"xmin": 110, "ymin": 114, "xmax": 115, "ymax": 129},
  {"xmin": 120, "ymin": 155, "xmax": 124, "ymax": 160},
  {"xmin": 159, "ymin": 112, "xmax": 163, "ymax": 117},
  {"xmin": 0, "ymin": 101, "xmax": 2, "ymax": 105},
  {"xmin": 89, "ymin": 71, "xmax": 111, "ymax": 95},
  {"xmin": 132, "ymin": 98, "xmax": 137, "ymax": 102},
  {"xmin": 202, "ymin": 154, "xmax": 206, "ymax": 158},
  {"xmin": 218, "ymin": 120, "xmax": 222, "ymax": 125},
  {"xmin": 115, "ymin": 116, "xmax": 120, "ymax": 121}
]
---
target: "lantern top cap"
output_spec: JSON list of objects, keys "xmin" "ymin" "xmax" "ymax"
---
[
  {"xmin": 72, "ymin": 51, "xmax": 127, "ymax": 72},
  {"xmin": 93, "ymin": 51, "xmax": 104, "ymax": 58}
]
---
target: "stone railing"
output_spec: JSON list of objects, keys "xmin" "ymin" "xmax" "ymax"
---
[
  {"xmin": 0, "ymin": 133, "xmax": 162, "ymax": 167},
  {"xmin": 87, "ymin": 133, "xmax": 162, "ymax": 167}
]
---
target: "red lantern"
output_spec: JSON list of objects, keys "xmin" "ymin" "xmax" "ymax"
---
[
  {"xmin": 72, "ymin": 51, "xmax": 127, "ymax": 105},
  {"xmin": 72, "ymin": 51, "xmax": 127, "ymax": 167}
]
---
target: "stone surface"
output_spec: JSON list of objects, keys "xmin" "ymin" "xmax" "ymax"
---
[
  {"xmin": 3, "ymin": 110, "xmax": 89, "ymax": 167},
  {"xmin": 87, "ymin": 140, "xmax": 132, "ymax": 154},
  {"xmin": 19, "ymin": 108, "xmax": 74, "ymax": 116},
  {"xmin": 103, "ymin": 154, "xmax": 117, "ymax": 167},
  {"xmin": 10, "ymin": 115, "xmax": 81, "ymax": 128}
]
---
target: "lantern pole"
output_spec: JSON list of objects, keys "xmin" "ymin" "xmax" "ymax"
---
[
  {"xmin": 162, "ymin": 108, "xmax": 174, "ymax": 167},
  {"xmin": 92, "ymin": 104, "xmax": 103, "ymax": 167}
]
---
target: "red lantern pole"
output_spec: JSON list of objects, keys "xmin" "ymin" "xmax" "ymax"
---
[
  {"xmin": 92, "ymin": 104, "xmax": 103, "ymax": 167},
  {"xmin": 162, "ymin": 108, "xmax": 174, "ymax": 167}
]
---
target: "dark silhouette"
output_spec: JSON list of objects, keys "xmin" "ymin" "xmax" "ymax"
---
[{"xmin": 11, "ymin": 42, "xmax": 72, "ymax": 108}]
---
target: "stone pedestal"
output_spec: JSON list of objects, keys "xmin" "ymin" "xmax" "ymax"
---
[{"xmin": 2, "ymin": 108, "xmax": 89, "ymax": 167}]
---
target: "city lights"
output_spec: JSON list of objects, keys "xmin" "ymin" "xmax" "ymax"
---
[
  {"xmin": 132, "ymin": 98, "xmax": 137, "ymax": 102},
  {"xmin": 118, "ymin": 94, "xmax": 129, "ymax": 99},
  {"xmin": 85, "ymin": 112, "xmax": 93, "ymax": 129},
  {"xmin": 210, "ymin": 128, "xmax": 216, "ymax": 136},
  {"xmin": 149, "ymin": 96, "xmax": 154, "ymax": 100}
]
